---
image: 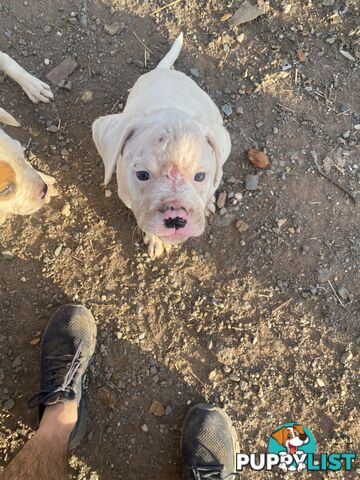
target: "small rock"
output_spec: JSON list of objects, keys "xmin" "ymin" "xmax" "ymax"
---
[
  {"xmin": 81, "ymin": 90, "xmax": 93, "ymax": 103},
  {"xmin": 247, "ymin": 149, "xmax": 270, "ymax": 168},
  {"xmin": 46, "ymin": 57, "xmax": 78, "ymax": 86},
  {"xmin": 141, "ymin": 424, "xmax": 149, "ymax": 432},
  {"xmin": 61, "ymin": 203, "xmax": 71, "ymax": 217},
  {"xmin": 54, "ymin": 245, "xmax": 62, "ymax": 257},
  {"xmin": 165, "ymin": 405, "xmax": 173, "ymax": 416},
  {"xmin": 337, "ymin": 286, "xmax": 349, "ymax": 300},
  {"xmin": 216, "ymin": 191, "xmax": 227, "ymax": 209},
  {"xmin": 283, "ymin": 4, "xmax": 291, "ymax": 14},
  {"xmin": 1, "ymin": 250, "xmax": 15, "ymax": 260},
  {"xmin": 221, "ymin": 104, "xmax": 233, "ymax": 116},
  {"xmin": 48, "ymin": 125, "xmax": 58, "ymax": 133},
  {"xmin": 149, "ymin": 399, "xmax": 165, "ymax": 417},
  {"xmin": 322, "ymin": 0, "xmax": 335, "ymax": 6},
  {"xmin": 236, "ymin": 33, "xmax": 245, "ymax": 43},
  {"xmin": 297, "ymin": 49, "xmax": 305, "ymax": 63},
  {"xmin": 341, "ymin": 351, "xmax": 353, "ymax": 365},
  {"xmin": 79, "ymin": 14, "xmax": 88, "ymax": 28},
  {"xmin": 208, "ymin": 369, "xmax": 217, "ymax": 381},
  {"xmin": 339, "ymin": 50, "xmax": 355, "ymax": 62},
  {"xmin": 318, "ymin": 268, "xmax": 331, "ymax": 283},
  {"xmin": 12, "ymin": 357, "xmax": 22, "ymax": 368},
  {"xmin": 43, "ymin": 26, "xmax": 52, "ymax": 33},
  {"xmin": 229, "ymin": 0, "xmax": 266, "ymax": 26},
  {"xmin": 189, "ymin": 68, "xmax": 200, "ymax": 78},
  {"xmin": 245, "ymin": 174, "xmax": 259, "ymax": 191},
  {"xmin": 104, "ymin": 22, "xmax": 124, "ymax": 36},
  {"xmin": 229, "ymin": 373, "xmax": 241, "ymax": 382},
  {"xmin": 30, "ymin": 337, "xmax": 41, "ymax": 346},
  {"xmin": 235, "ymin": 219, "xmax": 249, "ymax": 233},
  {"xmin": 316, "ymin": 378, "xmax": 325, "ymax": 388},
  {"xmin": 105, "ymin": 189, "xmax": 112, "ymax": 198},
  {"xmin": 4, "ymin": 399, "xmax": 15, "ymax": 410},
  {"xmin": 220, "ymin": 12, "xmax": 233, "ymax": 22},
  {"xmin": 236, "ymin": 106, "xmax": 244, "ymax": 115},
  {"xmin": 98, "ymin": 387, "xmax": 117, "ymax": 408}
]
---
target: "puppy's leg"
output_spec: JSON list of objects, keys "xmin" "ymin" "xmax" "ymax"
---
[
  {"xmin": 0, "ymin": 52, "xmax": 53, "ymax": 104},
  {"xmin": 144, "ymin": 233, "xmax": 172, "ymax": 259}
]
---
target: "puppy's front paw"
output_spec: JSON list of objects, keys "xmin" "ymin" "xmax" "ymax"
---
[
  {"xmin": 205, "ymin": 196, "xmax": 216, "ymax": 216},
  {"xmin": 20, "ymin": 73, "xmax": 54, "ymax": 104},
  {"xmin": 144, "ymin": 234, "xmax": 171, "ymax": 259}
]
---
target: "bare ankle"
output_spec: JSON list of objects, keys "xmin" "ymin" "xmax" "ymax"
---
[{"xmin": 38, "ymin": 401, "xmax": 78, "ymax": 438}]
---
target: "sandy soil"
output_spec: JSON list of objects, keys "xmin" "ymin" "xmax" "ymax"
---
[{"xmin": 0, "ymin": 0, "xmax": 359, "ymax": 478}]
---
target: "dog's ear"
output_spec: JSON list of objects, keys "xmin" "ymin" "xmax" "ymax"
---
[
  {"xmin": 205, "ymin": 123, "xmax": 231, "ymax": 189},
  {"xmin": 0, "ymin": 108, "xmax": 20, "ymax": 127},
  {"xmin": 293, "ymin": 425, "xmax": 305, "ymax": 435},
  {"xmin": 92, "ymin": 114, "xmax": 137, "ymax": 185},
  {"xmin": 271, "ymin": 427, "xmax": 287, "ymax": 446}
]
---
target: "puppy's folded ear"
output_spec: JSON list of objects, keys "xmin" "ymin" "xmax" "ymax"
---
[
  {"xmin": 0, "ymin": 108, "xmax": 20, "ymax": 127},
  {"xmin": 204, "ymin": 123, "xmax": 231, "ymax": 189},
  {"xmin": 92, "ymin": 114, "xmax": 136, "ymax": 185}
]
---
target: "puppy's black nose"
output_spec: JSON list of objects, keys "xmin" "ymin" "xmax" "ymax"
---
[
  {"xmin": 40, "ymin": 183, "xmax": 48, "ymax": 199},
  {"xmin": 299, "ymin": 434, "xmax": 307, "ymax": 441},
  {"xmin": 164, "ymin": 217, "xmax": 187, "ymax": 230}
]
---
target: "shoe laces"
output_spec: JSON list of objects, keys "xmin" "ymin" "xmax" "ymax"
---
[
  {"xmin": 189, "ymin": 465, "xmax": 240, "ymax": 480},
  {"xmin": 28, "ymin": 342, "xmax": 84, "ymax": 407}
]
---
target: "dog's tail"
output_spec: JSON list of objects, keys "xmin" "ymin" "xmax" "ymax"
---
[{"xmin": 156, "ymin": 32, "xmax": 183, "ymax": 69}]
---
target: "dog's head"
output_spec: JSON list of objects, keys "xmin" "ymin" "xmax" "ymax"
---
[
  {"xmin": 0, "ymin": 130, "xmax": 56, "ymax": 219},
  {"xmin": 271, "ymin": 425, "xmax": 309, "ymax": 454},
  {"xmin": 92, "ymin": 111, "xmax": 230, "ymax": 244}
]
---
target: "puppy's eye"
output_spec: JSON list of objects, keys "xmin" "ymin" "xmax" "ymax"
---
[
  {"xmin": 0, "ymin": 183, "xmax": 15, "ymax": 196},
  {"xmin": 136, "ymin": 171, "xmax": 150, "ymax": 181},
  {"xmin": 287, "ymin": 433, "xmax": 292, "ymax": 439},
  {"xmin": 194, "ymin": 172, "xmax": 205, "ymax": 182}
]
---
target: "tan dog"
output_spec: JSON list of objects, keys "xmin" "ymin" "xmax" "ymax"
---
[
  {"xmin": 0, "ymin": 52, "xmax": 56, "ymax": 224},
  {"xmin": 92, "ymin": 33, "xmax": 231, "ymax": 258}
]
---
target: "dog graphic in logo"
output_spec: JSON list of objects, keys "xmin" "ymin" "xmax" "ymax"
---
[{"xmin": 269, "ymin": 423, "xmax": 315, "ymax": 472}]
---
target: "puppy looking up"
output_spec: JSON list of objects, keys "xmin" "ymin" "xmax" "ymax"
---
[
  {"xmin": 93, "ymin": 33, "xmax": 231, "ymax": 258},
  {"xmin": 0, "ymin": 52, "xmax": 56, "ymax": 224}
]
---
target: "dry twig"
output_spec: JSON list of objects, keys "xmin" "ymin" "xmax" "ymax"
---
[
  {"xmin": 150, "ymin": 0, "xmax": 182, "ymax": 15},
  {"xmin": 327, "ymin": 280, "xmax": 346, "ymax": 309},
  {"xmin": 310, "ymin": 151, "xmax": 356, "ymax": 204}
]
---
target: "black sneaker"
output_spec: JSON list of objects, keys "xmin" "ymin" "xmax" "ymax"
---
[
  {"xmin": 28, "ymin": 304, "xmax": 97, "ymax": 450},
  {"xmin": 181, "ymin": 403, "xmax": 240, "ymax": 480}
]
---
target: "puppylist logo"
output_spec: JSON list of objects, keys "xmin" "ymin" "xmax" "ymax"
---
[{"xmin": 236, "ymin": 422, "xmax": 356, "ymax": 473}]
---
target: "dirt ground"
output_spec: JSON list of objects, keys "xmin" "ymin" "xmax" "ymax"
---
[{"xmin": 0, "ymin": 0, "xmax": 359, "ymax": 478}]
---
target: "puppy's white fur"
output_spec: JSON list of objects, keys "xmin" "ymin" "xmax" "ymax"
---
[
  {"xmin": 0, "ymin": 52, "xmax": 56, "ymax": 224},
  {"xmin": 93, "ymin": 33, "xmax": 231, "ymax": 258}
]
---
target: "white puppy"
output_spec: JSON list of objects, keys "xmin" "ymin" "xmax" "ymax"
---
[
  {"xmin": 0, "ymin": 52, "xmax": 56, "ymax": 224},
  {"xmin": 92, "ymin": 33, "xmax": 231, "ymax": 258}
]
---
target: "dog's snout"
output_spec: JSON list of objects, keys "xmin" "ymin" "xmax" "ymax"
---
[
  {"xmin": 299, "ymin": 434, "xmax": 307, "ymax": 441},
  {"xmin": 40, "ymin": 183, "xmax": 48, "ymax": 199},
  {"xmin": 164, "ymin": 216, "xmax": 187, "ymax": 230}
]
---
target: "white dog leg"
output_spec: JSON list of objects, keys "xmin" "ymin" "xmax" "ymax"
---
[
  {"xmin": 144, "ymin": 233, "xmax": 172, "ymax": 259},
  {"xmin": 0, "ymin": 52, "xmax": 53, "ymax": 104},
  {"xmin": 205, "ymin": 195, "xmax": 216, "ymax": 216}
]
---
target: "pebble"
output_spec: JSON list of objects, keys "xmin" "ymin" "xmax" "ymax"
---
[
  {"xmin": 283, "ymin": 4, "xmax": 291, "ymax": 14},
  {"xmin": 341, "ymin": 351, "xmax": 353, "ymax": 365},
  {"xmin": 318, "ymin": 268, "xmax": 331, "ymax": 283},
  {"xmin": 149, "ymin": 399, "xmax": 165, "ymax": 417},
  {"xmin": 316, "ymin": 378, "xmax": 325, "ymax": 388},
  {"xmin": 221, "ymin": 104, "xmax": 232, "ymax": 116},
  {"xmin": 190, "ymin": 68, "xmax": 200, "ymax": 78},
  {"xmin": 208, "ymin": 370, "xmax": 217, "ymax": 381},
  {"xmin": 337, "ymin": 286, "xmax": 349, "ymax": 300},
  {"xmin": 79, "ymin": 14, "xmax": 88, "ymax": 28},
  {"xmin": 81, "ymin": 90, "xmax": 93, "ymax": 103},
  {"xmin": 48, "ymin": 125, "xmax": 58, "ymax": 133},
  {"xmin": 105, "ymin": 189, "xmax": 112, "ymax": 198},
  {"xmin": 245, "ymin": 174, "xmax": 259, "ymax": 191},
  {"xmin": 216, "ymin": 191, "xmax": 227, "ymax": 209},
  {"xmin": 141, "ymin": 424, "xmax": 149, "ymax": 432},
  {"xmin": 4, "ymin": 399, "xmax": 15, "ymax": 410},
  {"xmin": 43, "ymin": 26, "xmax": 52, "ymax": 33},
  {"xmin": 322, "ymin": 0, "xmax": 335, "ymax": 6},
  {"xmin": 235, "ymin": 219, "xmax": 249, "ymax": 233},
  {"xmin": 54, "ymin": 245, "xmax": 62, "ymax": 257},
  {"xmin": 12, "ymin": 357, "xmax": 22, "ymax": 368},
  {"xmin": 104, "ymin": 23, "xmax": 124, "ymax": 36},
  {"xmin": 236, "ymin": 106, "xmax": 244, "ymax": 115},
  {"xmin": 61, "ymin": 203, "xmax": 71, "ymax": 217},
  {"xmin": 1, "ymin": 250, "xmax": 15, "ymax": 260},
  {"xmin": 229, "ymin": 373, "xmax": 241, "ymax": 382},
  {"xmin": 236, "ymin": 33, "xmax": 245, "ymax": 43},
  {"xmin": 165, "ymin": 405, "xmax": 173, "ymax": 416}
]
